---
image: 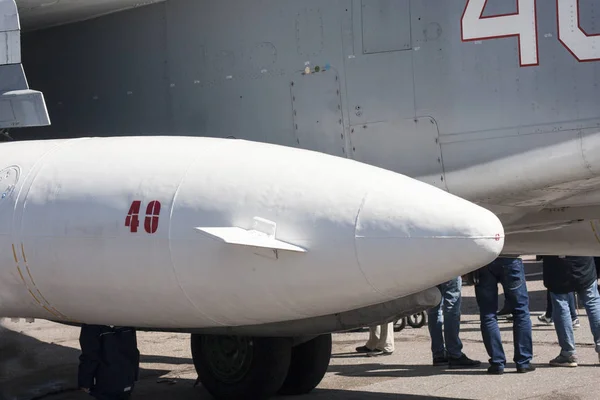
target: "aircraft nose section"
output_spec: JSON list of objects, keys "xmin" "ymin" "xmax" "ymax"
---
[{"xmin": 355, "ymin": 178, "xmax": 504, "ymax": 298}]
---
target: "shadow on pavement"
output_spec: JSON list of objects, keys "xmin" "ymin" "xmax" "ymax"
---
[
  {"xmin": 458, "ymin": 324, "xmax": 557, "ymax": 333},
  {"xmin": 0, "ymin": 324, "xmax": 483, "ymax": 400},
  {"xmin": 278, "ymin": 389, "xmax": 470, "ymax": 399},
  {"xmin": 37, "ymin": 384, "xmax": 464, "ymax": 400},
  {"xmin": 141, "ymin": 354, "xmax": 193, "ymax": 365},
  {"xmin": 327, "ymin": 362, "xmax": 485, "ymax": 378},
  {"xmin": 0, "ymin": 326, "xmax": 191, "ymax": 400}
]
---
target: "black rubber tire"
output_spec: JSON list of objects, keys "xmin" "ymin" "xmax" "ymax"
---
[
  {"xmin": 277, "ymin": 334, "xmax": 332, "ymax": 396},
  {"xmin": 191, "ymin": 334, "xmax": 292, "ymax": 400},
  {"xmin": 407, "ymin": 312, "xmax": 427, "ymax": 328},
  {"xmin": 394, "ymin": 317, "xmax": 407, "ymax": 332}
]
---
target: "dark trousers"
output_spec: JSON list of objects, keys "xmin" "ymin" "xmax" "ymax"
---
[
  {"xmin": 91, "ymin": 392, "xmax": 131, "ymax": 400},
  {"xmin": 475, "ymin": 257, "xmax": 533, "ymax": 368}
]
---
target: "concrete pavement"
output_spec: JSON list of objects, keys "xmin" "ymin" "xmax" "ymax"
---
[{"xmin": 1, "ymin": 260, "xmax": 598, "ymax": 400}]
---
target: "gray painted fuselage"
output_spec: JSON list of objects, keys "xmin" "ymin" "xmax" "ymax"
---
[{"xmin": 13, "ymin": 0, "xmax": 600, "ymax": 253}]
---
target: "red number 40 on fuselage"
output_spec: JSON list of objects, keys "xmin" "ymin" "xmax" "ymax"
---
[
  {"xmin": 125, "ymin": 200, "xmax": 162, "ymax": 234},
  {"xmin": 462, "ymin": 0, "xmax": 600, "ymax": 67}
]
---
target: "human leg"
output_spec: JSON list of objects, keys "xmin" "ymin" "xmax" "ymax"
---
[
  {"xmin": 366, "ymin": 322, "xmax": 394, "ymax": 356},
  {"xmin": 427, "ymin": 288, "xmax": 446, "ymax": 361},
  {"xmin": 475, "ymin": 264, "xmax": 506, "ymax": 371},
  {"xmin": 549, "ymin": 292, "xmax": 578, "ymax": 367},
  {"xmin": 441, "ymin": 277, "xmax": 463, "ymax": 359},
  {"xmin": 578, "ymin": 282, "xmax": 600, "ymax": 355},
  {"xmin": 498, "ymin": 291, "xmax": 512, "ymax": 316},
  {"xmin": 378, "ymin": 321, "xmax": 395, "ymax": 353},
  {"xmin": 568, "ymin": 292, "xmax": 578, "ymax": 320},
  {"xmin": 355, "ymin": 326, "xmax": 379, "ymax": 353},
  {"xmin": 500, "ymin": 258, "xmax": 533, "ymax": 369},
  {"xmin": 443, "ymin": 276, "xmax": 480, "ymax": 367},
  {"xmin": 568, "ymin": 292, "xmax": 580, "ymax": 328},
  {"xmin": 365, "ymin": 325, "xmax": 380, "ymax": 349},
  {"xmin": 538, "ymin": 290, "xmax": 554, "ymax": 324}
]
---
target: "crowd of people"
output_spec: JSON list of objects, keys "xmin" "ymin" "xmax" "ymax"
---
[{"xmin": 356, "ymin": 256, "xmax": 600, "ymax": 374}]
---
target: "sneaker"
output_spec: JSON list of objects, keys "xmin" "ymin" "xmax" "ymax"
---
[
  {"xmin": 517, "ymin": 365, "xmax": 536, "ymax": 373},
  {"xmin": 487, "ymin": 364, "xmax": 504, "ymax": 375},
  {"xmin": 366, "ymin": 350, "xmax": 393, "ymax": 357},
  {"xmin": 572, "ymin": 318, "xmax": 580, "ymax": 329},
  {"xmin": 537, "ymin": 314, "xmax": 553, "ymax": 325},
  {"xmin": 432, "ymin": 355, "xmax": 449, "ymax": 366},
  {"xmin": 549, "ymin": 354, "xmax": 578, "ymax": 367},
  {"xmin": 448, "ymin": 354, "xmax": 481, "ymax": 368}
]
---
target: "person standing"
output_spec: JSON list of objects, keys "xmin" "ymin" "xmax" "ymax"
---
[
  {"xmin": 355, "ymin": 322, "xmax": 394, "ymax": 357},
  {"xmin": 542, "ymin": 256, "xmax": 600, "ymax": 367},
  {"xmin": 474, "ymin": 256, "xmax": 535, "ymax": 374},
  {"xmin": 78, "ymin": 324, "xmax": 140, "ymax": 400},
  {"xmin": 427, "ymin": 276, "xmax": 481, "ymax": 368}
]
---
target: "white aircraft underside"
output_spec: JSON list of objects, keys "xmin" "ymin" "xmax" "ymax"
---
[{"xmin": 16, "ymin": 0, "xmax": 165, "ymax": 30}]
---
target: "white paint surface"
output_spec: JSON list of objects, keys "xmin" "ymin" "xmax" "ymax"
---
[
  {"xmin": 558, "ymin": 0, "xmax": 600, "ymax": 61},
  {"xmin": 462, "ymin": 0, "xmax": 538, "ymax": 66},
  {"xmin": 0, "ymin": 137, "xmax": 504, "ymax": 328}
]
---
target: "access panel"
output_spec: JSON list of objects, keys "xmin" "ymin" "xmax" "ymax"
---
[
  {"xmin": 361, "ymin": 0, "xmax": 412, "ymax": 54},
  {"xmin": 349, "ymin": 117, "xmax": 446, "ymax": 190},
  {"xmin": 291, "ymin": 69, "xmax": 345, "ymax": 157}
]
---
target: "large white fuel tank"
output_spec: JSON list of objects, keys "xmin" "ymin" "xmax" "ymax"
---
[{"xmin": 0, "ymin": 137, "xmax": 504, "ymax": 328}]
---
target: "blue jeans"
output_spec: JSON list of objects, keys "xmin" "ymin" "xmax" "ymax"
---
[
  {"xmin": 545, "ymin": 290, "xmax": 577, "ymax": 320},
  {"xmin": 551, "ymin": 282, "xmax": 600, "ymax": 356},
  {"xmin": 427, "ymin": 276, "xmax": 463, "ymax": 359},
  {"xmin": 475, "ymin": 257, "xmax": 533, "ymax": 368}
]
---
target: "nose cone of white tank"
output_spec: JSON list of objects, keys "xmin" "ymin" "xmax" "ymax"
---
[{"xmin": 355, "ymin": 176, "xmax": 504, "ymax": 299}]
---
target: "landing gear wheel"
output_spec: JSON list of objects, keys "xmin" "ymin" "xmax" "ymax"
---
[
  {"xmin": 407, "ymin": 311, "xmax": 427, "ymax": 328},
  {"xmin": 277, "ymin": 334, "xmax": 332, "ymax": 395},
  {"xmin": 191, "ymin": 334, "xmax": 292, "ymax": 400},
  {"xmin": 394, "ymin": 317, "xmax": 407, "ymax": 332}
]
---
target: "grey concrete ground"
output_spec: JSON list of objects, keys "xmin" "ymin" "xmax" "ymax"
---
[{"xmin": 1, "ymin": 260, "xmax": 599, "ymax": 400}]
